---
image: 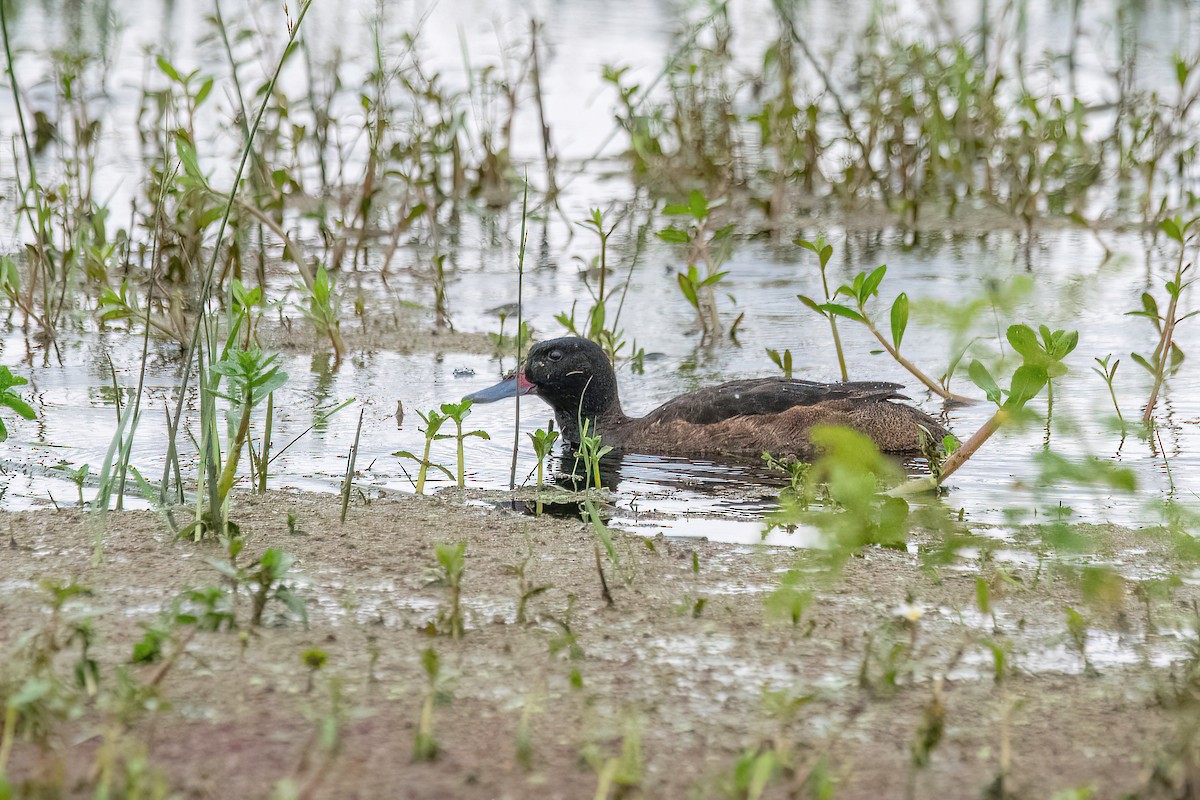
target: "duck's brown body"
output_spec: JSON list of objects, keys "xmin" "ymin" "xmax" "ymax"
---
[
  {"xmin": 590, "ymin": 383, "xmax": 945, "ymax": 460},
  {"xmin": 466, "ymin": 338, "xmax": 950, "ymax": 460}
]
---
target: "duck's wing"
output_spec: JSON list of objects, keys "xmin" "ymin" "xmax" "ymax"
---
[{"xmin": 640, "ymin": 378, "xmax": 910, "ymax": 426}]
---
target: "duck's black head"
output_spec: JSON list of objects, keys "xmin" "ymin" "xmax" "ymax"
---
[{"xmin": 465, "ymin": 336, "xmax": 623, "ymax": 441}]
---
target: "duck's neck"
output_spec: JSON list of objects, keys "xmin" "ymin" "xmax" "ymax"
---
[{"xmin": 554, "ymin": 397, "xmax": 629, "ymax": 445}]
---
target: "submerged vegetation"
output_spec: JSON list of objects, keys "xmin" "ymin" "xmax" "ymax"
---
[{"xmin": 0, "ymin": 0, "xmax": 1198, "ymax": 796}]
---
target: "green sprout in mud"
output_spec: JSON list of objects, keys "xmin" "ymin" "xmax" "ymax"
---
[
  {"xmin": 413, "ymin": 647, "xmax": 448, "ymax": 762},
  {"xmin": 1130, "ymin": 215, "xmax": 1197, "ymax": 426},
  {"xmin": 573, "ymin": 418, "xmax": 612, "ymax": 493},
  {"xmin": 527, "ymin": 426, "xmax": 560, "ymax": 493},
  {"xmin": 0, "ymin": 366, "xmax": 36, "ymax": 442},
  {"xmin": 393, "ymin": 408, "xmax": 454, "ymax": 495},
  {"xmin": 430, "ymin": 542, "xmax": 466, "ymax": 639},
  {"xmin": 505, "ymin": 546, "xmax": 552, "ymax": 626},
  {"xmin": 765, "ymin": 569, "xmax": 812, "ymax": 627},
  {"xmin": 211, "ymin": 545, "xmax": 307, "ymax": 628},
  {"xmin": 50, "ymin": 462, "xmax": 89, "ymax": 507},
  {"xmin": 1064, "ymin": 606, "xmax": 1097, "ymax": 677},
  {"xmin": 769, "ymin": 426, "xmax": 911, "ymax": 561},
  {"xmin": 584, "ymin": 715, "xmax": 644, "ymax": 800}
]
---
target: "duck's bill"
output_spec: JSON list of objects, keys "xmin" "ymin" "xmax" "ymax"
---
[{"xmin": 464, "ymin": 370, "xmax": 537, "ymax": 403}]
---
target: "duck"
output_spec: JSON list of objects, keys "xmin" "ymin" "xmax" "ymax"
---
[{"xmin": 464, "ymin": 336, "xmax": 950, "ymax": 460}]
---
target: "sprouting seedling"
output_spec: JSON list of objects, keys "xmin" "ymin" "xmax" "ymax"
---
[
  {"xmin": 211, "ymin": 547, "xmax": 307, "ymax": 627},
  {"xmin": 0, "ymin": 366, "xmax": 36, "ymax": 442},
  {"xmin": 506, "ymin": 547, "xmax": 552, "ymax": 625},
  {"xmin": 765, "ymin": 569, "xmax": 812, "ymax": 627},
  {"xmin": 1091, "ymin": 354, "xmax": 1123, "ymax": 423},
  {"xmin": 573, "ymin": 418, "xmax": 613, "ymax": 492},
  {"xmin": 527, "ymin": 426, "xmax": 560, "ymax": 492},
  {"xmin": 210, "ymin": 346, "xmax": 288, "ymax": 509},
  {"xmin": 438, "ymin": 399, "xmax": 490, "ymax": 488},
  {"xmin": 909, "ymin": 682, "xmax": 945, "ymax": 785},
  {"xmin": 413, "ymin": 646, "xmax": 442, "ymax": 762},
  {"xmin": 907, "ymin": 323, "xmax": 1077, "ymax": 491},
  {"xmin": 393, "ymin": 408, "xmax": 454, "ymax": 495},
  {"xmin": 301, "ymin": 648, "xmax": 327, "ymax": 693},
  {"xmin": 573, "ymin": 207, "xmax": 621, "ymax": 354},
  {"xmin": 765, "ymin": 347, "xmax": 793, "ymax": 378},
  {"xmin": 432, "ymin": 542, "xmax": 466, "ymax": 639},
  {"xmin": 50, "ymin": 463, "xmax": 89, "ymax": 507},
  {"xmin": 795, "ymin": 236, "xmax": 848, "ymax": 381},
  {"xmin": 1005, "ymin": 324, "xmax": 1078, "ymax": 414},
  {"xmin": 807, "ymin": 258, "xmax": 973, "ymax": 403},
  {"xmin": 1129, "ymin": 215, "xmax": 1197, "ymax": 426}
]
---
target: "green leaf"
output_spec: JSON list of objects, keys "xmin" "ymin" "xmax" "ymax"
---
[
  {"xmin": 1129, "ymin": 351, "xmax": 1155, "ymax": 374},
  {"xmin": 821, "ymin": 303, "xmax": 866, "ymax": 323},
  {"xmin": 890, "ymin": 293, "xmax": 908, "ymax": 350},
  {"xmin": 687, "ymin": 189, "xmax": 708, "ymax": 221},
  {"xmin": 156, "ymin": 55, "xmax": 183, "ymax": 83},
  {"xmin": 1159, "ymin": 217, "xmax": 1183, "ymax": 243},
  {"xmin": 1004, "ymin": 364, "xmax": 1048, "ymax": 411},
  {"xmin": 195, "ymin": 77, "xmax": 215, "ymax": 107},
  {"xmin": 860, "ymin": 265, "xmax": 887, "ymax": 302},
  {"xmin": 968, "ymin": 360, "xmax": 1002, "ymax": 405},
  {"xmin": 1006, "ymin": 324, "xmax": 1041, "ymax": 361},
  {"xmin": 677, "ymin": 272, "xmax": 699, "ymax": 308},
  {"xmin": 1, "ymin": 394, "xmax": 36, "ymax": 420},
  {"xmin": 656, "ymin": 227, "xmax": 690, "ymax": 244},
  {"xmin": 796, "ymin": 294, "xmax": 827, "ymax": 316}
]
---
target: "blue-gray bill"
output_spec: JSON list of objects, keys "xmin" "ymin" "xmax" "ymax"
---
[{"xmin": 464, "ymin": 371, "xmax": 537, "ymax": 403}]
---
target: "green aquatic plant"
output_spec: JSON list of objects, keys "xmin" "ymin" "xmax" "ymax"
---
[
  {"xmin": 298, "ymin": 265, "xmax": 347, "ymax": 362},
  {"xmin": 767, "ymin": 426, "xmax": 913, "ymax": 572},
  {"xmin": 438, "ymin": 399, "xmax": 490, "ymax": 489},
  {"xmin": 926, "ymin": 324, "xmax": 1077, "ymax": 488},
  {"xmin": 795, "ymin": 237, "xmax": 848, "ymax": 381},
  {"xmin": 0, "ymin": 366, "xmax": 36, "ymax": 442},
  {"xmin": 657, "ymin": 190, "xmax": 734, "ymax": 341},
  {"xmin": 802, "ymin": 257, "xmax": 972, "ymax": 403},
  {"xmin": 1130, "ymin": 216, "xmax": 1197, "ymax": 426},
  {"xmin": 50, "ymin": 463, "xmax": 89, "ymax": 508},
  {"xmin": 393, "ymin": 408, "xmax": 455, "ymax": 495},
  {"xmin": 1091, "ymin": 354, "xmax": 1124, "ymax": 423},
  {"xmin": 765, "ymin": 347, "xmax": 793, "ymax": 379}
]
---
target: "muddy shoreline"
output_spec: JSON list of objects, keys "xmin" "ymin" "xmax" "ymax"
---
[{"xmin": 1, "ymin": 491, "xmax": 1196, "ymax": 798}]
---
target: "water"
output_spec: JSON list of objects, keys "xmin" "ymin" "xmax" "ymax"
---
[{"xmin": 0, "ymin": 0, "xmax": 1198, "ymax": 545}]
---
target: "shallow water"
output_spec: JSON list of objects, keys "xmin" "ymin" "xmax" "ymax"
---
[{"xmin": 0, "ymin": 0, "xmax": 1198, "ymax": 545}]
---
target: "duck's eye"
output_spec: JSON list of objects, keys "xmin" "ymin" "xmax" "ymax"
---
[{"xmin": 548, "ymin": 349, "xmax": 564, "ymax": 362}]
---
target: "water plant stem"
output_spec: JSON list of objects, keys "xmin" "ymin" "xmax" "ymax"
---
[
  {"xmin": 936, "ymin": 410, "xmax": 1006, "ymax": 485},
  {"xmin": 509, "ymin": 177, "xmax": 529, "ymax": 491},
  {"xmin": 861, "ymin": 317, "xmax": 974, "ymax": 404}
]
